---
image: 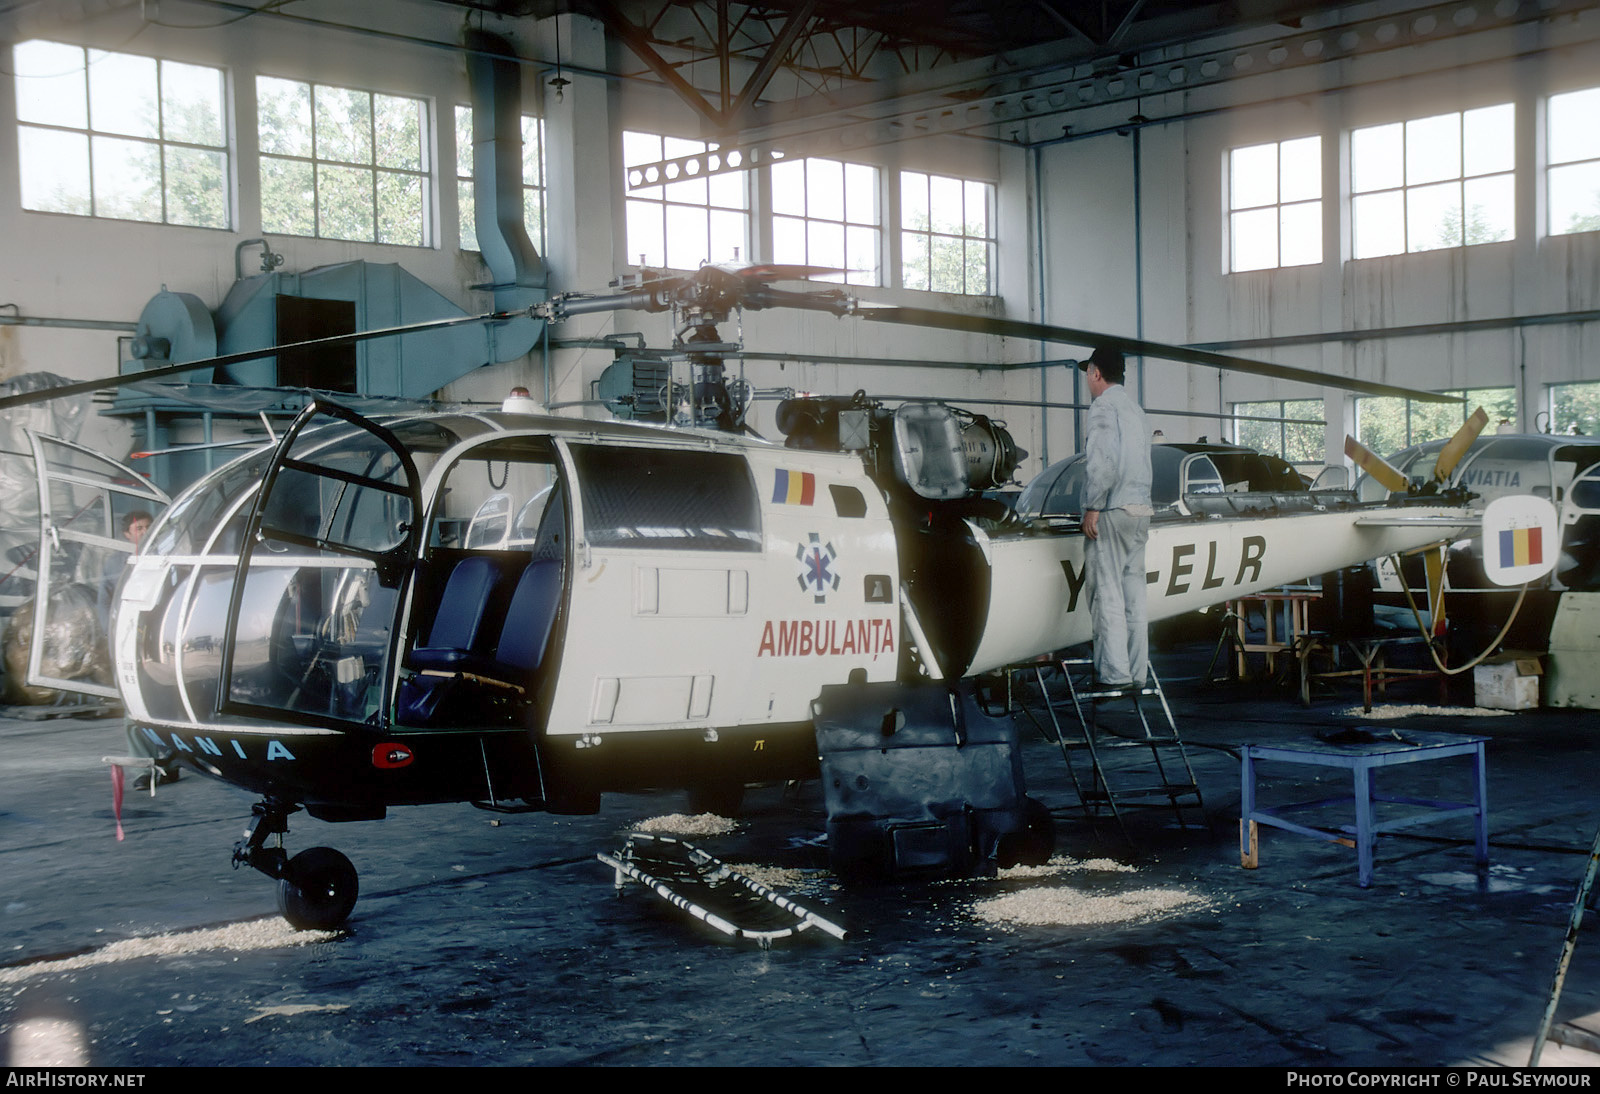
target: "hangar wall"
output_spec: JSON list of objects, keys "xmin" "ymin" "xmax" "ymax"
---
[{"xmin": 1032, "ymin": 6, "xmax": 1600, "ymax": 465}]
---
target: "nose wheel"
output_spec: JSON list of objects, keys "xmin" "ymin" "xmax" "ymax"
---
[
  {"xmin": 277, "ymin": 847, "xmax": 360, "ymax": 930},
  {"xmin": 234, "ymin": 799, "xmax": 360, "ymax": 930}
]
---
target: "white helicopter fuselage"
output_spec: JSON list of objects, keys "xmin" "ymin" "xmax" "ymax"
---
[{"xmin": 90, "ymin": 403, "xmax": 1477, "ymax": 812}]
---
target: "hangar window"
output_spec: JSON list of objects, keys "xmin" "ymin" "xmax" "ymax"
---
[
  {"xmin": 771, "ymin": 157, "xmax": 881, "ymax": 286},
  {"xmin": 257, "ymin": 76, "xmax": 430, "ymax": 246},
  {"xmin": 12, "ymin": 40, "xmax": 229, "ymax": 228},
  {"xmin": 1351, "ymin": 104, "xmax": 1514, "ymax": 258},
  {"xmin": 455, "ymin": 107, "xmax": 546, "ymax": 255},
  {"xmin": 1231, "ymin": 399, "xmax": 1325, "ymax": 471},
  {"xmin": 1227, "ymin": 137, "xmax": 1321, "ymax": 272},
  {"xmin": 1551, "ymin": 382, "xmax": 1600, "ymax": 436},
  {"xmin": 900, "ymin": 171, "xmax": 995, "ymax": 295},
  {"xmin": 1355, "ymin": 388, "xmax": 1516, "ymax": 455},
  {"xmin": 1548, "ymin": 87, "xmax": 1600, "ymax": 236},
  {"xmin": 623, "ymin": 131, "xmax": 749, "ymax": 270}
]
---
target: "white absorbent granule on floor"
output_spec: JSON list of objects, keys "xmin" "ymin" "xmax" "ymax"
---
[
  {"xmin": 0, "ymin": 919, "xmax": 338, "ymax": 985},
  {"xmin": 972, "ymin": 885, "xmax": 1209, "ymax": 928},
  {"xmin": 631, "ymin": 812, "xmax": 739, "ymax": 836}
]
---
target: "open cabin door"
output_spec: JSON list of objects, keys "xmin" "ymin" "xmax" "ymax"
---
[
  {"xmin": 218, "ymin": 401, "xmax": 421, "ymax": 729},
  {"xmin": 23, "ymin": 432, "xmax": 170, "ymax": 699}
]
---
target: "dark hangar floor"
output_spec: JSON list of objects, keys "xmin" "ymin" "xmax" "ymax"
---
[{"xmin": 3, "ymin": 646, "xmax": 1600, "ymax": 1068}]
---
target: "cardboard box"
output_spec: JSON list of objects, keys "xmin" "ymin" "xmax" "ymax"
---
[{"xmin": 1475, "ymin": 653, "xmax": 1543, "ymax": 711}]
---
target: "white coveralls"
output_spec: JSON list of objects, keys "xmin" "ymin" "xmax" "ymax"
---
[{"xmin": 1082, "ymin": 383, "xmax": 1153, "ymax": 688}]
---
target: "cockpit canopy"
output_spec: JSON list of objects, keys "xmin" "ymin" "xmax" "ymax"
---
[{"xmin": 1016, "ymin": 442, "xmax": 1314, "ymax": 521}]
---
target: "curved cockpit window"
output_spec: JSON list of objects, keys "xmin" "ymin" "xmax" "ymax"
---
[
  {"xmin": 1180, "ymin": 454, "xmax": 1224, "ymax": 497},
  {"xmin": 465, "ymin": 493, "xmax": 512, "ymax": 549},
  {"xmin": 426, "ymin": 436, "xmax": 558, "ymax": 552},
  {"xmin": 146, "ymin": 448, "xmax": 273, "ymax": 558}
]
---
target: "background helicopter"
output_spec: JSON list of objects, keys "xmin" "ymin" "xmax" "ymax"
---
[{"xmin": 0, "ymin": 262, "xmax": 1516, "ymax": 930}]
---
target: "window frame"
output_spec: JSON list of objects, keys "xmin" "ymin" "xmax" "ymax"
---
[
  {"xmin": 1550, "ymin": 381, "xmax": 1600, "ymax": 436},
  {"xmin": 256, "ymin": 74, "xmax": 432, "ymax": 247},
  {"xmin": 1547, "ymin": 85, "xmax": 1600, "ymax": 238},
  {"xmin": 770, "ymin": 156, "xmax": 882, "ymax": 287},
  {"xmin": 1230, "ymin": 399, "xmax": 1326, "ymax": 472},
  {"xmin": 899, "ymin": 169, "xmax": 996, "ymax": 296},
  {"xmin": 12, "ymin": 39, "xmax": 232, "ymax": 229},
  {"xmin": 1349, "ymin": 104, "xmax": 1515, "ymax": 258},
  {"xmin": 622, "ymin": 130, "xmax": 750, "ymax": 271},
  {"xmin": 1225, "ymin": 136, "xmax": 1322, "ymax": 273}
]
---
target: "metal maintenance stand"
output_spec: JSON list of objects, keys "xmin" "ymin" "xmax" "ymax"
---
[{"xmin": 1011, "ymin": 656, "xmax": 1206, "ymax": 844}]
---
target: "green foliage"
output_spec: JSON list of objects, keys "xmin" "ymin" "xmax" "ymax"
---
[
  {"xmin": 1554, "ymin": 382, "xmax": 1600, "ymax": 436},
  {"xmin": 901, "ymin": 211, "xmax": 991, "ymax": 295},
  {"xmin": 1235, "ymin": 400, "xmax": 1325, "ymax": 466}
]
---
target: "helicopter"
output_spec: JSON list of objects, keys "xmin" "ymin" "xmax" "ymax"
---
[{"xmin": 0, "ymin": 262, "xmax": 1534, "ymax": 930}]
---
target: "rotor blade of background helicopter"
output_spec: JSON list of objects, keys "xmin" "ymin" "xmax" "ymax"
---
[
  {"xmin": 0, "ymin": 310, "xmax": 514, "ymax": 412},
  {"xmin": 1432, "ymin": 406, "xmax": 1491, "ymax": 483},
  {"xmin": 1343, "ymin": 435, "xmax": 1411, "ymax": 493},
  {"xmin": 860, "ymin": 393, "xmax": 1326, "ymax": 426},
  {"xmin": 850, "ymin": 305, "xmax": 1464, "ymax": 404}
]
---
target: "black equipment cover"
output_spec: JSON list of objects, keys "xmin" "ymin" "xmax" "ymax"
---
[{"xmin": 814, "ymin": 680, "xmax": 1028, "ymax": 881}]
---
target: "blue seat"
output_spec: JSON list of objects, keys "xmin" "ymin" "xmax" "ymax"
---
[
  {"xmin": 407, "ymin": 555, "xmax": 501, "ymax": 672},
  {"xmin": 398, "ymin": 557, "xmax": 562, "ymax": 727},
  {"xmin": 494, "ymin": 559, "xmax": 562, "ymax": 674}
]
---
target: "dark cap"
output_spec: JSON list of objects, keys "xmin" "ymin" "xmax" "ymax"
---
[{"xmin": 1077, "ymin": 345, "xmax": 1124, "ymax": 380}]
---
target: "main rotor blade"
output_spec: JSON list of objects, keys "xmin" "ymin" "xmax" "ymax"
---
[
  {"xmin": 1433, "ymin": 406, "xmax": 1490, "ymax": 482},
  {"xmin": 851, "ymin": 306, "xmax": 1463, "ymax": 404},
  {"xmin": 0, "ymin": 311, "xmax": 513, "ymax": 412},
  {"xmin": 862, "ymin": 393, "xmax": 1325, "ymax": 426},
  {"xmin": 1343, "ymin": 435, "xmax": 1410, "ymax": 494}
]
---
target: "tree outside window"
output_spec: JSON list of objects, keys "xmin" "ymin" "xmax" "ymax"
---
[
  {"xmin": 1232, "ymin": 399, "xmax": 1325, "ymax": 470},
  {"xmin": 1548, "ymin": 87, "xmax": 1600, "ymax": 236},
  {"xmin": 455, "ymin": 107, "xmax": 545, "ymax": 254},
  {"xmin": 13, "ymin": 39, "xmax": 229, "ymax": 229},
  {"xmin": 622, "ymin": 131, "xmax": 748, "ymax": 270},
  {"xmin": 1228, "ymin": 137, "xmax": 1321, "ymax": 272},
  {"xmin": 1351, "ymin": 104, "xmax": 1514, "ymax": 258},
  {"xmin": 1552, "ymin": 382, "xmax": 1600, "ymax": 436},
  {"xmin": 257, "ymin": 76, "xmax": 429, "ymax": 246},
  {"xmin": 771, "ymin": 157, "xmax": 880, "ymax": 286},
  {"xmin": 900, "ymin": 171, "xmax": 994, "ymax": 295}
]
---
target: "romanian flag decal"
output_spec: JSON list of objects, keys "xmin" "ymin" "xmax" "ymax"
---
[
  {"xmin": 773, "ymin": 469, "xmax": 816, "ymax": 505},
  {"xmin": 1498, "ymin": 526, "xmax": 1543, "ymax": 568}
]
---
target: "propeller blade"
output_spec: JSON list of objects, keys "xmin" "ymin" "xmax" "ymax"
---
[
  {"xmin": 1344, "ymin": 435, "xmax": 1410, "ymax": 494},
  {"xmin": 851, "ymin": 305, "xmax": 1462, "ymax": 404},
  {"xmin": 1432, "ymin": 406, "xmax": 1491, "ymax": 483},
  {"xmin": 0, "ymin": 311, "xmax": 514, "ymax": 413}
]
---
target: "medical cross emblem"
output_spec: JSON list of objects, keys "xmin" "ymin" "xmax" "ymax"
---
[{"xmin": 797, "ymin": 533, "xmax": 841, "ymax": 603}]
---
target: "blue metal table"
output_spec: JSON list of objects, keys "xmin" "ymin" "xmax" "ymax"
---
[{"xmin": 1240, "ymin": 730, "xmax": 1489, "ymax": 887}]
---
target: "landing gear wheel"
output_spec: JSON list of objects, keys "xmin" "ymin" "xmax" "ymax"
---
[{"xmin": 276, "ymin": 846, "xmax": 359, "ymax": 930}]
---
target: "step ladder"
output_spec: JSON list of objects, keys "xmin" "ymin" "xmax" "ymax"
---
[{"xmin": 1013, "ymin": 656, "xmax": 1207, "ymax": 845}]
